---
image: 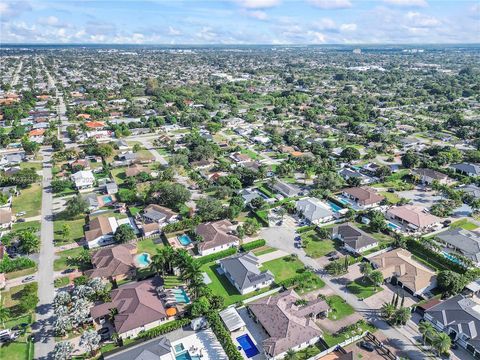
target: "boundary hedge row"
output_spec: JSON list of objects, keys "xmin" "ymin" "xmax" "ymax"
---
[
  {"xmin": 240, "ymin": 239, "xmax": 266, "ymax": 252},
  {"xmin": 197, "ymin": 247, "xmax": 237, "ymax": 265},
  {"xmin": 207, "ymin": 312, "xmax": 243, "ymax": 360}
]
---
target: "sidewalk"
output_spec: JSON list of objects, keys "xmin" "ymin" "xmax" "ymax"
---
[{"xmin": 257, "ymin": 250, "xmax": 289, "ymax": 263}]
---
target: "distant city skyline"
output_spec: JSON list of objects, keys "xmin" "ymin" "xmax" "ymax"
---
[{"xmin": 1, "ymin": 0, "xmax": 479, "ymax": 45}]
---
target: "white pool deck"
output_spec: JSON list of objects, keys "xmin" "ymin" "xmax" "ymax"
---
[
  {"xmin": 230, "ymin": 307, "xmax": 267, "ymax": 360},
  {"xmin": 172, "ymin": 329, "xmax": 228, "ymax": 360}
]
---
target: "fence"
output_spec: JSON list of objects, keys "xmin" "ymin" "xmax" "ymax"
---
[
  {"xmin": 243, "ymin": 287, "xmax": 283, "ymax": 304},
  {"xmin": 307, "ymin": 331, "xmax": 368, "ymax": 360}
]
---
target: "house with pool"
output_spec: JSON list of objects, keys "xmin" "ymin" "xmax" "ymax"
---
[
  {"xmin": 248, "ymin": 290, "xmax": 329, "ymax": 360},
  {"xmin": 295, "ymin": 197, "xmax": 335, "ymax": 225},
  {"xmin": 141, "ymin": 204, "xmax": 179, "ymax": 236},
  {"xmin": 91, "ymin": 277, "xmax": 174, "ymax": 339},
  {"xmin": 85, "ymin": 243, "xmax": 137, "ymax": 282},
  {"xmin": 219, "ymin": 252, "xmax": 274, "ymax": 295},
  {"xmin": 340, "ymin": 186, "xmax": 385, "ymax": 210},
  {"xmin": 195, "ymin": 220, "xmax": 240, "ymax": 256},
  {"xmin": 386, "ymin": 205, "xmax": 441, "ymax": 234}
]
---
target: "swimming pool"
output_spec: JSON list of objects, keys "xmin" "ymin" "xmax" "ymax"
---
[
  {"xmin": 387, "ymin": 222, "xmax": 401, "ymax": 230},
  {"xmin": 338, "ymin": 197, "xmax": 351, "ymax": 205},
  {"xmin": 177, "ymin": 234, "xmax": 192, "ymax": 246},
  {"xmin": 173, "ymin": 288, "xmax": 191, "ymax": 304},
  {"xmin": 236, "ymin": 334, "xmax": 259, "ymax": 358},
  {"xmin": 135, "ymin": 253, "xmax": 151, "ymax": 267},
  {"xmin": 102, "ymin": 195, "xmax": 113, "ymax": 204},
  {"xmin": 327, "ymin": 201, "xmax": 343, "ymax": 213},
  {"xmin": 442, "ymin": 251, "xmax": 462, "ymax": 265},
  {"xmin": 175, "ymin": 351, "xmax": 200, "ymax": 360}
]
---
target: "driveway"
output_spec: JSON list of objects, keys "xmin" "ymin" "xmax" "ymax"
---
[{"xmin": 256, "ymin": 250, "xmax": 288, "ymax": 263}]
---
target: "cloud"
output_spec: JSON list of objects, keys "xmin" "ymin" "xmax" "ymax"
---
[
  {"xmin": 406, "ymin": 11, "xmax": 440, "ymax": 27},
  {"xmin": 311, "ymin": 18, "xmax": 357, "ymax": 33},
  {"xmin": 246, "ymin": 10, "xmax": 268, "ymax": 20},
  {"xmin": 167, "ymin": 26, "xmax": 182, "ymax": 36},
  {"xmin": 236, "ymin": 0, "xmax": 280, "ymax": 9},
  {"xmin": 37, "ymin": 16, "xmax": 63, "ymax": 27},
  {"xmin": 340, "ymin": 23, "xmax": 357, "ymax": 32},
  {"xmin": 0, "ymin": 1, "xmax": 32, "ymax": 20},
  {"xmin": 383, "ymin": 0, "xmax": 428, "ymax": 7},
  {"xmin": 307, "ymin": 0, "xmax": 352, "ymax": 10}
]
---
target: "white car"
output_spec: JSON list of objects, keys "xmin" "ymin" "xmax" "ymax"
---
[{"xmin": 15, "ymin": 211, "xmax": 26, "ymax": 216}]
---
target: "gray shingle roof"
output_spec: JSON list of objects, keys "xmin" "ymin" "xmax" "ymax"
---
[
  {"xmin": 220, "ymin": 252, "xmax": 274, "ymax": 292},
  {"xmin": 436, "ymin": 228, "xmax": 480, "ymax": 263},
  {"xmin": 452, "ymin": 163, "xmax": 480, "ymax": 176},
  {"xmin": 331, "ymin": 223, "xmax": 378, "ymax": 251},
  {"xmin": 296, "ymin": 197, "xmax": 333, "ymax": 222}
]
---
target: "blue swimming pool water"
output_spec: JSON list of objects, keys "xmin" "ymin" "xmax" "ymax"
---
[
  {"xmin": 178, "ymin": 234, "xmax": 192, "ymax": 246},
  {"xmin": 442, "ymin": 251, "xmax": 462, "ymax": 265},
  {"xmin": 103, "ymin": 195, "xmax": 113, "ymax": 204},
  {"xmin": 173, "ymin": 288, "xmax": 191, "ymax": 304},
  {"xmin": 387, "ymin": 222, "xmax": 401, "ymax": 230},
  {"xmin": 236, "ymin": 334, "xmax": 259, "ymax": 358},
  {"xmin": 135, "ymin": 253, "xmax": 151, "ymax": 267},
  {"xmin": 175, "ymin": 351, "xmax": 200, "ymax": 360},
  {"xmin": 327, "ymin": 201, "xmax": 342, "ymax": 213},
  {"xmin": 338, "ymin": 197, "xmax": 351, "ymax": 205}
]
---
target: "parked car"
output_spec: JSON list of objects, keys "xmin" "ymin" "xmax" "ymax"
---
[
  {"xmin": 22, "ymin": 276, "xmax": 35, "ymax": 283},
  {"xmin": 62, "ymin": 268, "xmax": 75, "ymax": 274},
  {"xmin": 16, "ymin": 218, "xmax": 26, "ymax": 223},
  {"xmin": 359, "ymin": 341, "xmax": 375, "ymax": 352},
  {"xmin": 330, "ymin": 255, "xmax": 340, "ymax": 261},
  {"xmin": 98, "ymin": 327, "xmax": 110, "ymax": 340},
  {"xmin": 15, "ymin": 211, "xmax": 26, "ymax": 216},
  {"xmin": 326, "ymin": 251, "xmax": 337, "ymax": 257},
  {"xmin": 295, "ymin": 236, "xmax": 302, "ymax": 241}
]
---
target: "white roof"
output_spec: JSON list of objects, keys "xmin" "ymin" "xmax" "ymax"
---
[{"xmin": 219, "ymin": 307, "xmax": 245, "ymax": 332}]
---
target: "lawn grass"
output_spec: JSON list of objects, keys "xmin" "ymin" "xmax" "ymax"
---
[
  {"xmin": 450, "ymin": 218, "xmax": 478, "ymax": 231},
  {"xmin": 54, "ymin": 276, "xmax": 71, "ymax": 288},
  {"xmin": 164, "ymin": 275, "xmax": 182, "ymax": 289},
  {"xmin": 5, "ymin": 266, "xmax": 37, "ymax": 280},
  {"xmin": 54, "ymin": 247, "xmax": 90, "ymax": 272},
  {"xmin": 347, "ymin": 277, "xmax": 383, "ymax": 299},
  {"xmin": 12, "ymin": 220, "xmax": 41, "ymax": 233},
  {"xmin": 129, "ymin": 206, "xmax": 143, "ymax": 217},
  {"xmin": 302, "ymin": 231, "xmax": 336, "ymax": 258},
  {"xmin": 294, "ymin": 342, "xmax": 328, "ymax": 359},
  {"xmin": 19, "ymin": 162, "xmax": 43, "ymax": 171},
  {"xmin": 326, "ymin": 295, "xmax": 355, "ymax": 320},
  {"xmin": 137, "ymin": 238, "xmax": 164, "ymax": 255},
  {"xmin": 0, "ymin": 341, "xmax": 32, "ymax": 360},
  {"xmin": 12, "ymin": 184, "xmax": 42, "ymax": 217},
  {"xmin": 260, "ymin": 256, "xmax": 306, "ymax": 282},
  {"xmin": 380, "ymin": 191, "xmax": 402, "ymax": 204},
  {"xmin": 110, "ymin": 168, "xmax": 126, "ymax": 185},
  {"xmin": 252, "ymin": 246, "xmax": 276, "ymax": 256},
  {"xmin": 201, "ymin": 262, "xmax": 273, "ymax": 306},
  {"xmin": 53, "ymin": 217, "xmax": 86, "ymax": 245},
  {"xmin": 240, "ymin": 148, "xmax": 259, "ymax": 160},
  {"xmin": 135, "ymin": 149, "xmax": 155, "ymax": 162},
  {"xmin": 322, "ymin": 322, "xmax": 376, "ymax": 348}
]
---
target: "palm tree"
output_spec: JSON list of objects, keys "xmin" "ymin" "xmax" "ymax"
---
[
  {"xmin": 284, "ymin": 349, "xmax": 297, "ymax": 360},
  {"xmin": 180, "ymin": 260, "xmax": 202, "ymax": 286},
  {"xmin": 162, "ymin": 246, "xmax": 176, "ymax": 274},
  {"xmin": 433, "ymin": 332, "xmax": 451, "ymax": 356},
  {"xmin": 0, "ymin": 305, "xmax": 10, "ymax": 328},
  {"xmin": 418, "ymin": 321, "xmax": 436, "ymax": 345},
  {"xmin": 150, "ymin": 249, "xmax": 167, "ymax": 276},
  {"xmin": 380, "ymin": 302, "xmax": 395, "ymax": 321},
  {"xmin": 359, "ymin": 262, "xmax": 372, "ymax": 282}
]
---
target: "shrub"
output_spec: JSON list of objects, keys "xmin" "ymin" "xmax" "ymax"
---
[
  {"xmin": 0, "ymin": 256, "xmax": 36, "ymax": 273},
  {"xmin": 197, "ymin": 248, "xmax": 237, "ymax": 265},
  {"xmin": 206, "ymin": 312, "xmax": 243, "ymax": 360},
  {"xmin": 240, "ymin": 239, "xmax": 266, "ymax": 252},
  {"xmin": 162, "ymin": 216, "xmax": 202, "ymax": 233},
  {"xmin": 136, "ymin": 318, "xmax": 190, "ymax": 340}
]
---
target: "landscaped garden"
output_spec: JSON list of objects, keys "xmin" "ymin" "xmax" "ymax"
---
[
  {"xmin": 347, "ymin": 277, "xmax": 383, "ymax": 299},
  {"xmin": 450, "ymin": 218, "xmax": 478, "ymax": 231},
  {"xmin": 322, "ymin": 320, "xmax": 376, "ymax": 347},
  {"xmin": 260, "ymin": 256, "xmax": 306, "ymax": 282},
  {"xmin": 326, "ymin": 295, "xmax": 355, "ymax": 321}
]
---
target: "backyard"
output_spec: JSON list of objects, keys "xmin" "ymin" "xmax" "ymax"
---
[
  {"xmin": 450, "ymin": 218, "xmax": 478, "ymax": 231},
  {"xmin": 137, "ymin": 237, "xmax": 164, "ymax": 255},
  {"xmin": 12, "ymin": 184, "xmax": 42, "ymax": 217}
]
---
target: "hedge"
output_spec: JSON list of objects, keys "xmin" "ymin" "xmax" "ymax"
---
[
  {"xmin": 254, "ymin": 210, "xmax": 269, "ymax": 227},
  {"xmin": 162, "ymin": 216, "xmax": 202, "ymax": 233},
  {"xmin": 197, "ymin": 247, "xmax": 237, "ymax": 265},
  {"xmin": 0, "ymin": 256, "xmax": 36, "ymax": 273},
  {"xmin": 206, "ymin": 312, "xmax": 243, "ymax": 360},
  {"xmin": 278, "ymin": 271, "xmax": 324, "ymax": 289},
  {"xmin": 137, "ymin": 318, "xmax": 191, "ymax": 340},
  {"xmin": 296, "ymin": 225, "xmax": 316, "ymax": 233},
  {"xmin": 240, "ymin": 239, "xmax": 266, "ymax": 252},
  {"xmin": 406, "ymin": 238, "xmax": 466, "ymax": 274}
]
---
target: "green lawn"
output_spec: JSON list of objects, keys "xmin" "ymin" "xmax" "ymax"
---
[
  {"xmin": 252, "ymin": 246, "xmax": 276, "ymax": 256},
  {"xmin": 260, "ymin": 256, "xmax": 306, "ymax": 282},
  {"xmin": 54, "ymin": 276, "xmax": 70, "ymax": 288},
  {"xmin": 380, "ymin": 191, "xmax": 402, "ymax": 204},
  {"xmin": 5, "ymin": 266, "xmax": 37, "ymax": 280},
  {"xmin": 201, "ymin": 262, "xmax": 272, "ymax": 306},
  {"xmin": 294, "ymin": 342, "xmax": 328, "ymax": 359},
  {"xmin": 240, "ymin": 148, "xmax": 260, "ymax": 160},
  {"xmin": 12, "ymin": 220, "xmax": 41, "ymax": 233},
  {"xmin": 54, "ymin": 247, "xmax": 90, "ymax": 272},
  {"xmin": 19, "ymin": 162, "xmax": 43, "ymax": 171},
  {"xmin": 327, "ymin": 295, "xmax": 355, "ymax": 320},
  {"xmin": 347, "ymin": 278, "xmax": 383, "ymax": 299},
  {"xmin": 137, "ymin": 238, "xmax": 164, "ymax": 255},
  {"xmin": 0, "ymin": 341, "xmax": 33, "ymax": 360},
  {"xmin": 302, "ymin": 231, "xmax": 337, "ymax": 258},
  {"xmin": 164, "ymin": 275, "xmax": 182, "ymax": 289},
  {"xmin": 12, "ymin": 184, "xmax": 42, "ymax": 217},
  {"xmin": 1, "ymin": 284, "xmax": 27, "ymax": 308},
  {"xmin": 450, "ymin": 218, "xmax": 478, "ymax": 231},
  {"xmin": 110, "ymin": 168, "xmax": 126, "ymax": 185},
  {"xmin": 322, "ymin": 322, "xmax": 376, "ymax": 347},
  {"xmin": 53, "ymin": 217, "xmax": 86, "ymax": 245}
]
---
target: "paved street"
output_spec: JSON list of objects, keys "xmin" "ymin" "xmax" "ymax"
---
[{"xmin": 32, "ymin": 150, "xmax": 55, "ymax": 360}]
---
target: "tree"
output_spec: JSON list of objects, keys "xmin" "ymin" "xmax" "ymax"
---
[
  {"xmin": 79, "ymin": 330, "xmax": 101, "ymax": 356},
  {"xmin": 150, "ymin": 182, "xmax": 191, "ymax": 211},
  {"xmin": 401, "ymin": 151, "xmax": 420, "ymax": 169},
  {"xmin": 54, "ymin": 316, "xmax": 72, "ymax": 336},
  {"xmin": 64, "ymin": 195, "xmax": 88, "ymax": 219},
  {"xmin": 61, "ymin": 224, "xmax": 71, "ymax": 241},
  {"xmin": 51, "ymin": 179, "xmax": 73, "ymax": 193},
  {"xmin": 325, "ymin": 260, "xmax": 347, "ymax": 276},
  {"xmin": 368, "ymin": 210, "xmax": 387, "ymax": 232},
  {"xmin": 359, "ymin": 262, "xmax": 372, "ymax": 281},
  {"xmin": 196, "ymin": 197, "xmax": 225, "ymax": 221},
  {"xmin": 370, "ymin": 270, "xmax": 384, "ymax": 289},
  {"xmin": 418, "ymin": 321, "xmax": 436, "ymax": 345},
  {"xmin": 189, "ymin": 296, "xmax": 210, "ymax": 317},
  {"xmin": 393, "ymin": 307, "xmax": 411, "ymax": 325},
  {"xmin": 437, "ymin": 270, "xmax": 467, "ymax": 297},
  {"xmin": 19, "ymin": 231, "xmax": 40, "ymax": 254},
  {"xmin": 21, "ymin": 139, "xmax": 40, "ymax": 155},
  {"xmin": 243, "ymin": 218, "xmax": 260, "ymax": 236},
  {"xmin": 433, "ymin": 332, "xmax": 451, "ymax": 356},
  {"xmin": 53, "ymin": 341, "xmax": 73, "ymax": 360},
  {"xmin": 340, "ymin": 147, "xmax": 361, "ymax": 162},
  {"xmin": 114, "ymin": 224, "xmax": 136, "ymax": 243},
  {"xmin": 381, "ymin": 302, "xmax": 395, "ymax": 321},
  {"xmin": 284, "ymin": 349, "xmax": 297, "ymax": 360}
]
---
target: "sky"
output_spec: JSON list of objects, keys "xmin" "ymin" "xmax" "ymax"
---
[{"xmin": 0, "ymin": 0, "xmax": 479, "ymax": 45}]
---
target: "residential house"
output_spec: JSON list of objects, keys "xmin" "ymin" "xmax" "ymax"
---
[
  {"xmin": 230, "ymin": 152, "xmax": 250, "ymax": 163},
  {"xmin": 219, "ymin": 252, "xmax": 274, "ymax": 295},
  {"xmin": 70, "ymin": 159, "xmax": 90, "ymax": 171},
  {"xmin": 341, "ymin": 186, "xmax": 385, "ymax": 209},
  {"xmin": 85, "ymin": 244, "xmax": 137, "ymax": 281},
  {"xmin": 125, "ymin": 164, "xmax": 149, "ymax": 177},
  {"xmin": 331, "ymin": 223, "xmax": 378, "ymax": 254},
  {"xmin": 436, "ymin": 228, "xmax": 480, "ymax": 266},
  {"xmin": 451, "ymin": 163, "xmax": 480, "ymax": 178},
  {"xmin": 142, "ymin": 204, "xmax": 178, "ymax": 233},
  {"xmin": 82, "ymin": 193, "xmax": 100, "ymax": 211},
  {"xmin": 424, "ymin": 295, "xmax": 480, "ymax": 358},
  {"xmin": 85, "ymin": 216, "xmax": 118, "ymax": 248},
  {"xmin": 195, "ymin": 220, "xmax": 240, "ymax": 256},
  {"xmin": 90, "ymin": 277, "xmax": 168, "ymax": 339},
  {"xmin": 105, "ymin": 182, "xmax": 119, "ymax": 195},
  {"xmin": 459, "ymin": 184, "xmax": 480, "ymax": 200},
  {"xmin": 248, "ymin": 290, "xmax": 329, "ymax": 359},
  {"xmin": 413, "ymin": 168, "xmax": 452, "ymax": 185},
  {"xmin": 71, "ymin": 170, "xmax": 95, "ymax": 190},
  {"xmin": 0, "ymin": 186, "xmax": 17, "ymax": 208},
  {"xmin": 387, "ymin": 205, "xmax": 441, "ymax": 232},
  {"xmin": 272, "ymin": 180, "xmax": 301, "ymax": 198},
  {"xmin": 0, "ymin": 209, "xmax": 12, "ymax": 229},
  {"xmin": 239, "ymin": 188, "xmax": 261, "ymax": 205},
  {"xmin": 295, "ymin": 197, "xmax": 334, "ymax": 225},
  {"xmin": 339, "ymin": 168, "xmax": 373, "ymax": 185},
  {"xmin": 370, "ymin": 248, "xmax": 437, "ymax": 296}
]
